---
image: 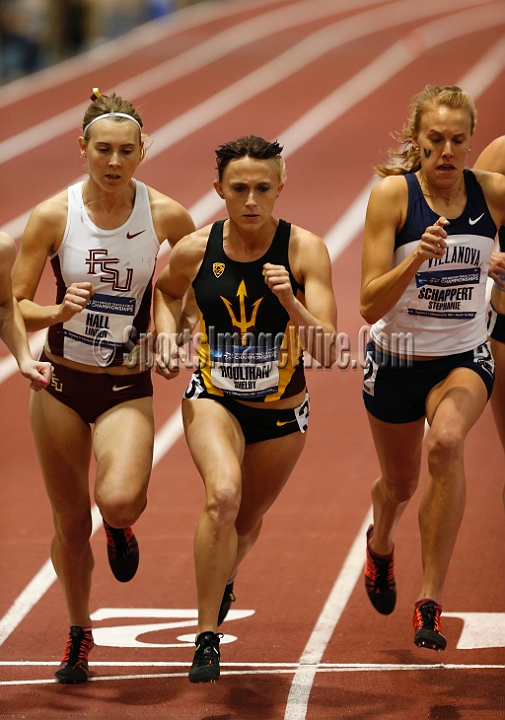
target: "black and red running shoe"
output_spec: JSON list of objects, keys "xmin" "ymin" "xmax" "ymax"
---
[
  {"xmin": 103, "ymin": 519, "xmax": 139, "ymax": 582},
  {"xmin": 413, "ymin": 600, "xmax": 447, "ymax": 651},
  {"xmin": 55, "ymin": 626, "xmax": 94, "ymax": 683},
  {"xmin": 364, "ymin": 524, "xmax": 396, "ymax": 615},
  {"xmin": 189, "ymin": 631, "xmax": 222, "ymax": 683}
]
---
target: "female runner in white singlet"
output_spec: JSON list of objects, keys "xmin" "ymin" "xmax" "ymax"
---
[{"xmin": 13, "ymin": 89, "xmax": 195, "ymax": 683}]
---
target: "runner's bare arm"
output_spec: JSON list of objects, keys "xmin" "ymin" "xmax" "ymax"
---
[
  {"xmin": 148, "ymin": 189, "xmax": 198, "ymax": 341},
  {"xmin": 263, "ymin": 227, "xmax": 337, "ymax": 366},
  {"xmin": 360, "ymin": 177, "xmax": 447, "ymax": 324},
  {"xmin": 0, "ymin": 233, "xmax": 53, "ymax": 389},
  {"xmin": 148, "ymin": 188, "xmax": 196, "ymax": 247},
  {"xmin": 12, "ymin": 194, "xmax": 94, "ymax": 332},
  {"xmin": 154, "ymin": 230, "xmax": 207, "ymax": 375},
  {"xmin": 473, "ymin": 136, "xmax": 505, "ymax": 175}
]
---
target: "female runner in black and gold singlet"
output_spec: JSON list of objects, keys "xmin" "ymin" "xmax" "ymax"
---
[{"xmin": 154, "ymin": 135, "xmax": 337, "ymax": 683}]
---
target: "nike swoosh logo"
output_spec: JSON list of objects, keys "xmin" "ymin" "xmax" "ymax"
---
[
  {"xmin": 112, "ymin": 384, "xmax": 135, "ymax": 392},
  {"xmin": 469, "ymin": 213, "xmax": 484, "ymax": 225},
  {"xmin": 126, "ymin": 230, "xmax": 146, "ymax": 239},
  {"xmin": 276, "ymin": 419, "xmax": 297, "ymax": 426}
]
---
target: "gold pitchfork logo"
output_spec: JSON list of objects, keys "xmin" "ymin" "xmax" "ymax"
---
[{"xmin": 220, "ymin": 280, "xmax": 263, "ymax": 345}]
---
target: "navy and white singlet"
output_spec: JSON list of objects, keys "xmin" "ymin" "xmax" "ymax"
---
[{"xmin": 371, "ymin": 169, "xmax": 497, "ymax": 356}]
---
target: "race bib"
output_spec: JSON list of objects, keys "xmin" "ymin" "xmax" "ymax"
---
[
  {"xmin": 210, "ymin": 344, "xmax": 279, "ymax": 399},
  {"xmin": 62, "ymin": 293, "xmax": 136, "ymax": 364},
  {"xmin": 408, "ymin": 267, "xmax": 480, "ymax": 320}
]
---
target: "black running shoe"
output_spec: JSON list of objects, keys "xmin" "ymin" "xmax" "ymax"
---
[
  {"xmin": 413, "ymin": 600, "xmax": 447, "ymax": 651},
  {"xmin": 188, "ymin": 631, "xmax": 222, "ymax": 683},
  {"xmin": 364, "ymin": 524, "xmax": 396, "ymax": 615},
  {"xmin": 218, "ymin": 581, "xmax": 236, "ymax": 626},
  {"xmin": 103, "ymin": 519, "xmax": 139, "ymax": 582},
  {"xmin": 55, "ymin": 626, "xmax": 94, "ymax": 684}
]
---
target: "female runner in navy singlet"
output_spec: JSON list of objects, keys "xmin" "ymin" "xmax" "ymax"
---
[
  {"xmin": 473, "ymin": 135, "xmax": 505, "ymax": 509},
  {"xmin": 360, "ymin": 86, "xmax": 505, "ymax": 652},
  {"xmin": 154, "ymin": 135, "xmax": 337, "ymax": 683},
  {"xmin": 12, "ymin": 89, "xmax": 195, "ymax": 683}
]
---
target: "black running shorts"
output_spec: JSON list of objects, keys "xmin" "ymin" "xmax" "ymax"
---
[
  {"xmin": 183, "ymin": 371, "xmax": 309, "ymax": 444},
  {"xmin": 362, "ymin": 341, "xmax": 494, "ymax": 424}
]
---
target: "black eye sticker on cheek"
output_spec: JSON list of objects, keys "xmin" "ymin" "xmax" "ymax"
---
[{"xmin": 423, "ymin": 148, "xmax": 432, "ymax": 158}]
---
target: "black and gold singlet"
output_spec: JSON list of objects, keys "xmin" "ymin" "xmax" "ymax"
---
[{"xmin": 192, "ymin": 219, "xmax": 306, "ymax": 402}]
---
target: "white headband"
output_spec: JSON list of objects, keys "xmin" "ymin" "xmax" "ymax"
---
[{"xmin": 83, "ymin": 112, "xmax": 142, "ymax": 137}]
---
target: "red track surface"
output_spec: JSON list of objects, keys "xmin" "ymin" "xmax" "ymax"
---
[{"xmin": 1, "ymin": 1, "xmax": 504, "ymax": 718}]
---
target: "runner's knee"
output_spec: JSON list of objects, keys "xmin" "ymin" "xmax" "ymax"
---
[
  {"xmin": 205, "ymin": 484, "xmax": 241, "ymax": 527},
  {"xmin": 97, "ymin": 486, "xmax": 147, "ymax": 528},
  {"xmin": 374, "ymin": 474, "xmax": 418, "ymax": 505},
  {"xmin": 54, "ymin": 511, "xmax": 93, "ymax": 553},
  {"xmin": 427, "ymin": 428, "xmax": 463, "ymax": 472}
]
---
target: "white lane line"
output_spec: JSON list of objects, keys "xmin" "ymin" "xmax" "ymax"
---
[
  {"xmin": 457, "ymin": 34, "xmax": 505, "ymax": 95},
  {"xmin": 0, "ymin": 0, "xmax": 278, "ymax": 110},
  {"xmin": 0, "ymin": 0, "xmax": 385, "ymax": 164},
  {"xmin": 284, "ymin": 509, "xmax": 373, "ymax": 720},
  {"xmin": 2, "ymin": 663, "xmax": 503, "ymax": 687},
  {"xmin": 1, "ymin": 0, "xmax": 497, "ymax": 242},
  {"xmin": 282, "ymin": 36, "xmax": 505, "ymax": 720},
  {"xmin": 325, "ymin": 180, "xmax": 378, "ymax": 262},
  {"xmin": 1, "ymin": 661, "xmax": 502, "ymax": 669},
  {"xmin": 0, "ymin": 561, "xmax": 60, "ymax": 648},
  {"xmin": 0, "ymin": 208, "xmax": 33, "ymax": 244}
]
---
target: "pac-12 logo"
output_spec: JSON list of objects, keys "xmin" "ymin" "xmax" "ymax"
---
[
  {"xmin": 213, "ymin": 262, "xmax": 225, "ymax": 278},
  {"xmin": 86, "ymin": 249, "xmax": 133, "ymax": 291}
]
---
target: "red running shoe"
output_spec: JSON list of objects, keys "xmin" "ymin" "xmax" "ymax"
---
[
  {"xmin": 364, "ymin": 524, "xmax": 396, "ymax": 615},
  {"xmin": 413, "ymin": 600, "xmax": 447, "ymax": 651},
  {"xmin": 103, "ymin": 519, "xmax": 139, "ymax": 582},
  {"xmin": 54, "ymin": 626, "xmax": 94, "ymax": 683}
]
